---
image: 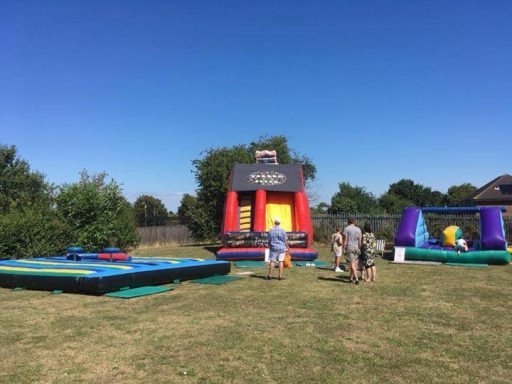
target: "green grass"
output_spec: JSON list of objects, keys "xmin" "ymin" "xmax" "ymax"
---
[{"xmin": 1, "ymin": 244, "xmax": 511, "ymax": 383}]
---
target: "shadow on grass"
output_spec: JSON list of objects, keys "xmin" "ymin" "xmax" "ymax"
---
[
  {"xmin": 316, "ymin": 266, "xmax": 338, "ymax": 271},
  {"xmin": 250, "ymin": 274, "xmax": 271, "ymax": 280},
  {"xmin": 317, "ymin": 275, "xmax": 352, "ymax": 283},
  {"xmin": 382, "ymin": 250, "xmax": 394, "ymax": 261},
  {"xmin": 202, "ymin": 246, "xmax": 220, "ymax": 255}
]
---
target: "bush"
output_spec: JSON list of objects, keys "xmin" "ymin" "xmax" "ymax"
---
[
  {"xmin": 56, "ymin": 173, "xmax": 139, "ymax": 252},
  {"xmin": 0, "ymin": 210, "xmax": 71, "ymax": 258}
]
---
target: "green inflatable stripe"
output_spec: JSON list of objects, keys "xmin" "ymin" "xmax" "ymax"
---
[{"xmin": 404, "ymin": 247, "xmax": 510, "ymax": 265}]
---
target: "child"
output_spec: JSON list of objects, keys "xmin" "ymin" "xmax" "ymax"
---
[
  {"xmin": 331, "ymin": 227, "xmax": 343, "ymax": 272},
  {"xmin": 454, "ymin": 238, "xmax": 469, "ymax": 255}
]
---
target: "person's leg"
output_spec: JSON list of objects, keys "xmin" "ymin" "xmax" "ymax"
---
[
  {"xmin": 351, "ymin": 260, "xmax": 358, "ymax": 283},
  {"xmin": 371, "ymin": 265, "xmax": 376, "ymax": 281},
  {"xmin": 267, "ymin": 260, "xmax": 273, "ymax": 279},
  {"xmin": 361, "ymin": 262, "xmax": 367, "ymax": 281},
  {"xmin": 365, "ymin": 266, "xmax": 372, "ymax": 281},
  {"xmin": 278, "ymin": 261, "xmax": 284, "ymax": 280},
  {"xmin": 335, "ymin": 255, "xmax": 342, "ymax": 272}
]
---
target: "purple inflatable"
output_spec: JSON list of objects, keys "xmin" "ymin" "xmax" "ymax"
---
[
  {"xmin": 394, "ymin": 207, "xmax": 420, "ymax": 247},
  {"xmin": 480, "ymin": 207, "xmax": 507, "ymax": 250}
]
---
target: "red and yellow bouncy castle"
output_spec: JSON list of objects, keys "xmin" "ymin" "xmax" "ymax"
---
[{"xmin": 216, "ymin": 162, "xmax": 318, "ymax": 261}]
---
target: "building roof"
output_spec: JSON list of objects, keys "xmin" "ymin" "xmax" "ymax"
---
[{"xmin": 468, "ymin": 174, "xmax": 512, "ymax": 201}]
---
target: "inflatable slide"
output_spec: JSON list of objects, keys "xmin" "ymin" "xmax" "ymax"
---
[{"xmin": 216, "ymin": 152, "xmax": 317, "ymax": 261}]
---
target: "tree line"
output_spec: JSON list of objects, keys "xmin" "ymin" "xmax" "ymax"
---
[
  {"xmin": 0, "ymin": 145, "xmax": 142, "ymax": 258},
  {"xmin": 1, "ymin": 137, "xmax": 480, "ymax": 257},
  {"xmin": 313, "ymin": 180, "xmax": 477, "ymax": 215},
  {"xmin": 176, "ymin": 136, "xmax": 478, "ymax": 240}
]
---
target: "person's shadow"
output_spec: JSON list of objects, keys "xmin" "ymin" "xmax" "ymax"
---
[
  {"xmin": 317, "ymin": 275, "xmax": 352, "ymax": 284},
  {"xmin": 250, "ymin": 274, "xmax": 271, "ymax": 280}
]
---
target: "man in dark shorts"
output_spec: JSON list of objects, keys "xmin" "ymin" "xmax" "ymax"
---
[{"xmin": 342, "ymin": 217, "xmax": 362, "ymax": 284}]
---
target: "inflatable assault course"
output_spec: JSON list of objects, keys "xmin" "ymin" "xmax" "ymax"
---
[
  {"xmin": 216, "ymin": 151, "xmax": 317, "ymax": 261},
  {"xmin": 394, "ymin": 207, "xmax": 510, "ymax": 265},
  {"xmin": 0, "ymin": 247, "xmax": 230, "ymax": 294}
]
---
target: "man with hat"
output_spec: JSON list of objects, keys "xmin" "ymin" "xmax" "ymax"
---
[{"xmin": 266, "ymin": 217, "xmax": 289, "ymax": 281}]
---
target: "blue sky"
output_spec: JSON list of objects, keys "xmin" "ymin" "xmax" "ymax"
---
[{"xmin": 1, "ymin": 0, "xmax": 511, "ymax": 211}]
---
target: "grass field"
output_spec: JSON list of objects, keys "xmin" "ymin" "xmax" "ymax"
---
[{"xmin": 1, "ymin": 244, "xmax": 511, "ymax": 383}]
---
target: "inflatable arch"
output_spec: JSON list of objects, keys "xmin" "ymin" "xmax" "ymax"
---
[
  {"xmin": 216, "ymin": 155, "xmax": 317, "ymax": 261},
  {"xmin": 394, "ymin": 206, "xmax": 510, "ymax": 264}
]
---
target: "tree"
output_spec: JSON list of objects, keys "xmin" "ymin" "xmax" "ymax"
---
[
  {"xmin": 311, "ymin": 202, "xmax": 330, "ymax": 214},
  {"xmin": 181, "ymin": 135, "xmax": 317, "ymax": 240},
  {"xmin": 378, "ymin": 192, "xmax": 413, "ymax": 214},
  {"xmin": 387, "ymin": 179, "xmax": 446, "ymax": 207},
  {"xmin": 133, "ymin": 195, "xmax": 169, "ymax": 227},
  {"xmin": 56, "ymin": 171, "xmax": 139, "ymax": 251},
  {"xmin": 446, "ymin": 183, "xmax": 477, "ymax": 206},
  {"xmin": 177, "ymin": 194, "xmax": 198, "ymax": 226},
  {"xmin": 0, "ymin": 144, "xmax": 53, "ymax": 214},
  {"xmin": 0, "ymin": 145, "xmax": 68, "ymax": 258},
  {"xmin": 329, "ymin": 182, "xmax": 380, "ymax": 214}
]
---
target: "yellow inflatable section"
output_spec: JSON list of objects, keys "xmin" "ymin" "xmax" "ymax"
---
[
  {"xmin": 265, "ymin": 192, "xmax": 295, "ymax": 232},
  {"xmin": 441, "ymin": 225, "xmax": 462, "ymax": 247}
]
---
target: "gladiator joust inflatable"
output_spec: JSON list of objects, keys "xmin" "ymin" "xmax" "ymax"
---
[{"xmin": 216, "ymin": 151, "xmax": 318, "ymax": 261}]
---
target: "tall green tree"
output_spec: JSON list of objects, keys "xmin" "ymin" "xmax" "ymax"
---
[
  {"xmin": 177, "ymin": 194, "xmax": 199, "ymax": 226},
  {"xmin": 0, "ymin": 144, "xmax": 53, "ymax": 214},
  {"xmin": 387, "ymin": 179, "xmax": 446, "ymax": 207},
  {"xmin": 0, "ymin": 145, "xmax": 68, "ymax": 258},
  {"xmin": 133, "ymin": 195, "xmax": 169, "ymax": 226},
  {"xmin": 181, "ymin": 135, "xmax": 317, "ymax": 240},
  {"xmin": 446, "ymin": 183, "xmax": 477, "ymax": 206},
  {"xmin": 311, "ymin": 202, "xmax": 330, "ymax": 214},
  {"xmin": 56, "ymin": 171, "xmax": 139, "ymax": 251},
  {"xmin": 329, "ymin": 182, "xmax": 380, "ymax": 214},
  {"xmin": 378, "ymin": 192, "xmax": 413, "ymax": 214}
]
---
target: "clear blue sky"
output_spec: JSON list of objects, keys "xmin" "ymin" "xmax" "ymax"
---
[{"xmin": 1, "ymin": 0, "xmax": 510, "ymax": 211}]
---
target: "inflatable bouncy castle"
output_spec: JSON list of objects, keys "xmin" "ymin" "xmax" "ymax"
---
[
  {"xmin": 394, "ymin": 207, "xmax": 510, "ymax": 264},
  {"xmin": 216, "ymin": 151, "xmax": 318, "ymax": 261}
]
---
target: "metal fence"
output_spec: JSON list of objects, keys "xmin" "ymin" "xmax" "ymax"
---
[
  {"xmin": 138, "ymin": 215, "xmax": 512, "ymax": 246},
  {"xmin": 311, "ymin": 213, "xmax": 512, "ymax": 243},
  {"xmin": 137, "ymin": 225, "xmax": 193, "ymax": 246},
  {"xmin": 311, "ymin": 214, "xmax": 401, "ymax": 242}
]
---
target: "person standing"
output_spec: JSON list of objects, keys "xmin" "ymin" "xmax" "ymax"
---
[
  {"xmin": 343, "ymin": 217, "xmax": 362, "ymax": 284},
  {"xmin": 331, "ymin": 227, "xmax": 343, "ymax": 272},
  {"xmin": 361, "ymin": 223, "xmax": 377, "ymax": 282},
  {"xmin": 266, "ymin": 217, "xmax": 288, "ymax": 281}
]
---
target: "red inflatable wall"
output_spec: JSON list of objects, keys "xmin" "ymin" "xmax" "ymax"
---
[
  {"xmin": 294, "ymin": 191, "xmax": 313, "ymax": 246},
  {"xmin": 223, "ymin": 191, "xmax": 239, "ymax": 232},
  {"xmin": 253, "ymin": 189, "xmax": 266, "ymax": 231}
]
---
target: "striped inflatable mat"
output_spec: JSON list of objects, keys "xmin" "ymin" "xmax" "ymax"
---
[{"xmin": 0, "ymin": 256, "xmax": 230, "ymax": 294}]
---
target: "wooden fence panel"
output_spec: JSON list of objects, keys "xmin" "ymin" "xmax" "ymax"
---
[{"xmin": 137, "ymin": 225, "xmax": 193, "ymax": 245}]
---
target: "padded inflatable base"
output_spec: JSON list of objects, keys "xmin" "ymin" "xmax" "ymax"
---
[
  {"xmin": 0, "ymin": 257, "xmax": 231, "ymax": 294},
  {"xmin": 216, "ymin": 247, "xmax": 318, "ymax": 261},
  {"xmin": 403, "ymin": 247, "xmax": 510, "ymax": 265}
]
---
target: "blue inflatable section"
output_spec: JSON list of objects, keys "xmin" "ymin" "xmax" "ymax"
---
[
  {"xmin": 0, "ymin": 256, "xmax": 231, "ymax": 294},
  {"xmin": 414, "ymin": 211, "xmax": 429, "ymax": 247}
]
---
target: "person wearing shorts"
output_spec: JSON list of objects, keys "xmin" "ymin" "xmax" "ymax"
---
[
  {"xmin": 331, "ymin": 227, "xmax": 343, "ymax": 272},
  {"xmin": 266, "ymin": 217, "xmax": 288, "ymax": 281},
  {"xmin": 343, "ymin": 217, "xmax": 362, "ymax": 284}
]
